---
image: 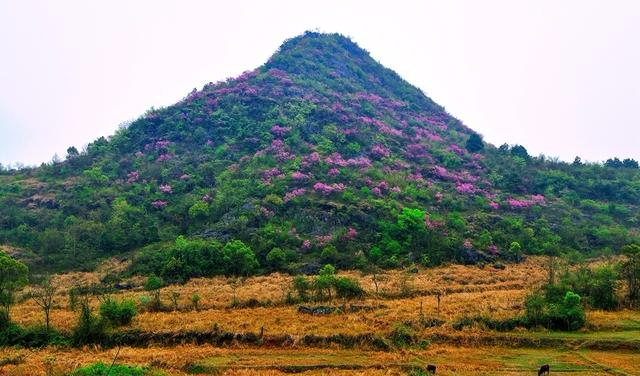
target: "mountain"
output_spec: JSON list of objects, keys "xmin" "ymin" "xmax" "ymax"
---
[{"xmin": 1, "ymin": 31, "xmax": 638, "ymax": 277}]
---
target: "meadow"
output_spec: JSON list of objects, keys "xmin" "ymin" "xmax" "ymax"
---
[{"xmin": 2, "ymin": 256, "xmax": 639, "ymax": 375}]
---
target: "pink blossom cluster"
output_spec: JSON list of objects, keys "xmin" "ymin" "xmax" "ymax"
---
[
  {"xmin": 134, "ymin": 151, "xmax": 144, "ymax": 157},
  {"xmin": 262, "ymin": 167, "xmax": 285, "ymax": 184},
  {"xmin": 271, "ymin": 125, "xmax": 292, "ymax": 137},
  {"xmin": 159, "ymin": 184, "xmax": 172, "ymax": 193},
  {"xmin": 157, "ymin": 154, "xmax": 172, "ymax": 162},
  {"xmin": 405, "ymin": 143, "xmax": 430, "ymax": 160},
  {"xmin": 127, "ymin": 171, "xmax": 139, "ymax": 183},
  {"xmin": 313, "ymin": 182, "xmax": 346, "ymax": 195},
  {"xmin": 414, "ymin": 128, "xmax": 443, "ymax": 142},
  {"xmin": 354, "ymin": 92, "xmax": 384, "ymax": 105},
  {"xmin": 435, "ymin": 192, "xmax": 444, "ymax": 202},
  {"xmin": 291, "ymin": 171, "xmax": 310, "ymax": 180},
  {"xmin": 256, "ymin": 139, "xmax": 296, "ymax": 162},
  {"xmin": 455, "ymin": 183, "xmax": 476, "ymax": 194},
  {"xmin": 424, "ymin": 213, "xmax": 443, "ymax": 229},
  {"xmin": 325, "ymin": 153, "xmax": 372, "ymax": 168},
  {"xmin": 268, "ymin": 68, "xmax": 292, "ymax": 85},
  {"xmin": 259, "ymin": 206, "xmax": 275, "ymax": 217},
  {"xmin": 489, "ymin": 201, "xmax": 500, "ymax": 210},
  {"xmin": 391, "ymin": 186, "xmax": 402, "ymax": 193},
  {"xmin": 359, "ymin": 116, "xmax": 404, "ymax": 137},
  {"xmin": 488, "ymin": 245, "xmax": 499, "ymax": 255},
  {"xmin": 284, "ymin": 188, "xmax": 306, "ymax": 202},
  {"xmin": 447, "ymin": 144, "xmax": 465, "ymax": 156},
  {"xmin": 328, "ymin": 168, "xmax": 340, "ymax": 176},
  {"xmin": 179, "ymin": 174, "xmax": 190, "ymax": 180},
  {"xmin": 151, "ymin": 200, "xmax": 168, "ymax": 208},
  {"xmin": 343, "ymin": 227, "xmax": 358, "ymax": 240},
  {"xmin": 463, "ymin": 240, "xmax": 473, "ymax": 249},
  {"xmin": 371, "ymin": 144, "xmax": 390, "ymax": 158},
  {"xmin": 413, "ymin": 114, "xmax": 449, "ymax": 131},
  {"xmin": 301, "ymin": 152, "xmax": 321, "ymax": 168},
  {"xmin": 302, "ymin": 239, "xmax": 311, "ymax": 250},
  {"xmin": 506, "ymin": 194, "xmax": 546, "ymax": 209},
  {"xmin": 202, "ymin": 194, "xmax": 212, "ymax": 202},
  {"xmin": 315, "ymin": 234, "xmax": 333, "ymax": 247}
]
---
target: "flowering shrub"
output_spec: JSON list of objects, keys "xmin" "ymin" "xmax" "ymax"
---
[
  {"xmin": 371, "ymin": 144, "xmax": 390, "ymax": 158},
  {"xmin": 292, "ymin": 171, "xmax": 310, "ymax": 180},
  {"xmin": 313, "ymin": 182, "xmax": 346, "ymax": 195},
  {"xmin": 157, "ymin": 154, "xmax": 172, "ymax": 162},
  {"xmin": 284, "ymin": 188, "xmax": 306, "ymax": 202},
  {"xmin": 159, "ymin": 184, "xmax": 172, "ymax": 193},
  {"xmin": 151, "ymin": 200, "xmax": 168, "ymax": 208},
  {"xmin": 127, "ymin": 171, "xmax": 139, "ymax": 183},
  {"xmin": 271, "ymin": 125, "xmax": 291, "ymax": 137},
  {"xmin": 456, "ymin": 183, "xmax": 476, "ymax": 194}
]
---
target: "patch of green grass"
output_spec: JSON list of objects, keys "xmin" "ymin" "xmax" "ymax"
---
[{"xmin": 70, "ymin": 362, "xmax": 164, "ymax": 376}]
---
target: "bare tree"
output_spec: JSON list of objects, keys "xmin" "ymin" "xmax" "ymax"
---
[{"xmin": 31, "ymin": 276, "xmax": 57, "ymax": 332}]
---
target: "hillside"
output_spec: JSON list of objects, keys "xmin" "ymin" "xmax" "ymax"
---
[{"xmin": 0, "ymin": 31, "xmax": 639, "ymax": 275}]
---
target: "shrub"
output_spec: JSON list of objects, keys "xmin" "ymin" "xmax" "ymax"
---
[
  {"xmin": 266, "ymin": 247, "xmax": 287, "ymax": 270},
  {"xmin": 293, "ymin": 275, "xmax": 310, "ymax": 301},
  {"xmin": 72, "ymin": 300, "xmax": 106, "ymax": 346},
  {"xmin": 70, "ymin": 361, "xmax": 161, "ymax": 376},
  {"xmin": 191, "ymin": 293, "xmax": 201, "ymax": 311},
  {"xmin": 388, "ymin": 322, "xmax": 417, "ymax": 348},
  {"xmin": 334, "ymin": 277, "xmax": 365, "ymax": 300},
  {"xmin": 99, "ymin": 297, "xmax": 137, "ymax": 326}
]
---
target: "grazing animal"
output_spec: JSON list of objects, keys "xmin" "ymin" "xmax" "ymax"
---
[
  {"xmin": 426, "ymin": 364, "xmax": 436, "ymax": 374},
  {"xmin": 538, "ymin": 364, "xmax": 550, "ymax": 376}
]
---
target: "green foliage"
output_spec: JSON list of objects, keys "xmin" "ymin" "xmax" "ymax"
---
[
  {"xmin": 72, "ymin": 299, "xmax": 106, "ymax": 346},
  {"xmin": 222, "ymin": 240, "xmax": 259, "ymax": 276},
  {"xmin": 465, "ymin": 132, "xmax": 484, "ymax": 152},
  {"xmin": 293, "ymin": 275, "xmax": 311, "ymax": 301},
  {"xmin": 70, "ymin": 362, "xmax": 163, "ymax": 376},
  {"xmin": 524, "ymin": 289, "xmax": 586, "ymax": 331},
  {"xmin": 334, "ymin": 276, "xmax": 365, "ymax": 299},
  {"xmin": 99, "ymin": 297, "xmax": 137, "ymax": 326},
  {"xmin": 266, "ymin": 247, "xmax": 287, "ymax": 270},
  {"xmin": 0, "ymin": 32, "xmax": 638, "ymax": 278},
  {"xmin": 388, "ymin": 322, "xmax": 417, "ymax": 348},
  {"xmin": 0, "ymin": 251, "xmax": 28, "ymax": 319}
]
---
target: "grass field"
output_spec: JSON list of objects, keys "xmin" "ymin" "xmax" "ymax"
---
[{"xmin": 2, "ymin": 256, "xmax": 639, "ymax": 375}]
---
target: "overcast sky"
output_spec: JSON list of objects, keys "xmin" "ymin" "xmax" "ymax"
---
[{"xmin": 1, "ymin": 0, "xmax": 638, "ymax": 167}]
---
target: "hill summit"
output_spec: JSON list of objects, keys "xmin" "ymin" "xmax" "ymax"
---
[{"xmin": 1, "ymin": 31, "xmax": 638, "ymax": 276}]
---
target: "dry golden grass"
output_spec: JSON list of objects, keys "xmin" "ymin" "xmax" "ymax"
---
[
  {"xmin": 11, "ymin": 257, "xmax": 548, "ymax": 334},
  {"xmin": 5, "ymin": 256, "xmax": 640, "ymax": 376},
  {"xmin": 1, "ymin": 345, "xmax": 634, "ymax": 376}
]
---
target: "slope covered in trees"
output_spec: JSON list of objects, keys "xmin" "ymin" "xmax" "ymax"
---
[{"xmin": 0, "ymin": 32, "xmax": 638, "ymax": 277}]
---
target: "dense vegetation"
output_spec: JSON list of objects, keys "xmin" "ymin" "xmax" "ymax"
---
[{"xmin": 0, "ymin": 31, "xmax": 638, "ymax": 278}]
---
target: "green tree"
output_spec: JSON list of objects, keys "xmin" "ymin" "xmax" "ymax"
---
[
  {"xmin": 266, "ymin": 247, "xmax": 287, "ymax": 270},
  {"xmin": 335, "ymin": 277, "xmax": 365, "ymax": 300},
  {"xmin": 314, "ymin": 264, "xmax": 337, "ymax": 301},
  {"xmin": 293, "ymin": 275, "xmax": 310, "ymax": 301},
  {"xmin": 621, "ymin": 244, "xmax": 640, "ymax": 304},
  {"xmin": 465, "ymin": 132, "xmax": 484, "ymax": 152},
  {"xmin": 222, "ymin": 240, "xmax": 259, "ymax": 276},
  {"xmin": 0, "ymin": 251, "xmax": 28, "ymax": 322},
  {"xmin": 144, "ymin": 274, "xmax": 164, "ymax": 310}
]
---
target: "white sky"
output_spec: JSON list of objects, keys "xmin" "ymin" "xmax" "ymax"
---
[{"xmin": 1, "ymin": 0, "xmax": 639, "ymax": 166}]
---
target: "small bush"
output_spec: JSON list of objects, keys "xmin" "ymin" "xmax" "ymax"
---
[
  {"xmin": 388, "ymin": 322, "xmax": 417, "ymax": 348},
  {"xmin": 72, "ymin": 300, "xmax": 106, "ymax": 346},
  {"xmin": 334, "ymin": 277, "xmax": 365, "ymax": 300},
  {"xmin": 70, "ymin": 361, "xmax": 162, "ymax": 376},
  {"xmin": 99, "ymin": 297, "xmax": 137, "ymax": 326}
]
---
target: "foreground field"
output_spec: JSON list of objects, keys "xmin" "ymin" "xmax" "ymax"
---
[
  {"xmin": 3, "ymin": 257, "xmax": 640, "ymax": 375},
  {"xmin": 2, "ymin": 346, "xmax": 639, "ymax": 376}
]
